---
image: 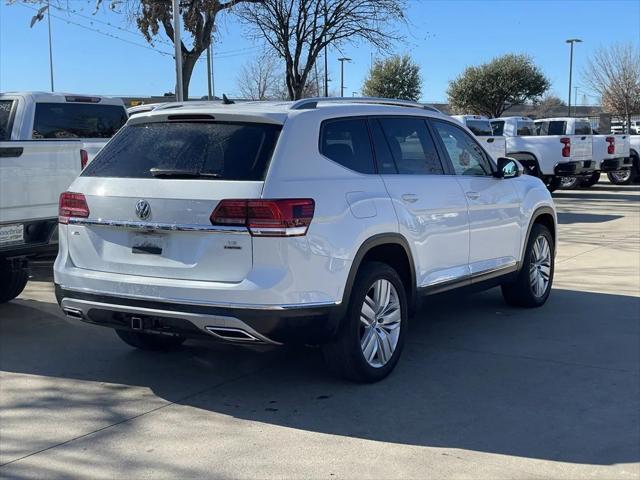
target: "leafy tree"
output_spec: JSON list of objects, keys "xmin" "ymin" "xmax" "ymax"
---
[
  {"xmin": 531, "ymin": 95, "xmax": 566, "ymax": 118},
  {"xmin": 239, "ymin": 0, "xmax": 406, "ymax": 100},
  {"xmin": 583, "ymin": 43, "xmax": 640, "ymax": 131},
  {"xmin": 447, "ymin": 54, "xmax": 550, "ymax": 118},
  {"xmin": 362, "ymin": 54, "xmax": 421, "ymax": 101}
]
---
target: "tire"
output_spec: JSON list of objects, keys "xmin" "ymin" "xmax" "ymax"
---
[
  {"xmin": 544, "ymin": 177, "xmax": 561, "ymax": 193},
  {"xmin": 559, "ymin": 176, "xmax": 580, "ymax": 189},
  {"xmin": 580, "ymin": 172, "xmax": 601, "ymax": 188},
  {"xmin": 0, "ymin": 259, "xmax": 29, "ymax": 304},
  {"xmin": 607, "ymin": 167, "xmax": 636, "ymax": 185},
  {"xmin": 115, "ymin": 329, "xmax": 185, "ymax": 351},
  {"xmin": 322, "ymin": 261, "xmax": 408, "ymax": 383},
  {"xmin": 501, "ymin": 224, "xmax": 554, "ymax": 308}
]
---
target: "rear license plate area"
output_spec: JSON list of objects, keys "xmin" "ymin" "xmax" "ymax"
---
[{"xmin": 131, "ymin": 233, "xmax": 164, "ymax": 255}]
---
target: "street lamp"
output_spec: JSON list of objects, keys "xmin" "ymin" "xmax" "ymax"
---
[
  {"xmin": 338, "ymin": 57, "xmax": 351, "ymax": 97},
  {"xmin": 566, "ymin": 38, "xmax": 582, "ymax": 116}
]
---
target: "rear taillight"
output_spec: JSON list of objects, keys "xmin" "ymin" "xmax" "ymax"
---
[
  {"xmin": 560, "ymin": 137, "xmax": 571, "ymax": 157},
  {"xmin": 59, "ymin": 192, "xmax": 90, "ymax": 224},
  {"xmin": 210, "ymin": 199, "xmax": 315, "ymax": 237},
  {"xmin": 80, "ymin": 149, "xmax": 89, "ymax": 169},
  {"xmin": 606, "ymin": 136, "xmax": 615, "ymax": 155}
]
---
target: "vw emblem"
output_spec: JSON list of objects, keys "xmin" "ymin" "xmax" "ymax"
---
[{"xmin": 135, "ymin": 200, "xmax": 151, "ymax": 220}]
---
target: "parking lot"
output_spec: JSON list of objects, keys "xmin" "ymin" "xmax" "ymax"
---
[{"xmin": 0, "ymin": 181, "xmax": 638, "ymax": 479}]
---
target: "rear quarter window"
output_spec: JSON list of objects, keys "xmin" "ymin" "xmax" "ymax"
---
[
  {"xmin": 32, "ymin": 102, "xmax": 127, "ymax": 139},
  {"xmin": 82, "ymin": 121, "xmax": 282, "ymax": 180}
]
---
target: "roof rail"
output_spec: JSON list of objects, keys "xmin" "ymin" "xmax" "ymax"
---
[{"xmin": 290, "ymin": 97, "xmax": 441, "ymax": 112}]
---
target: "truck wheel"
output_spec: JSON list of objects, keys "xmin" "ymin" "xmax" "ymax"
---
[
  {"xmin": 115, "ymin": 330, "xmax": 185, "ymax": 351},
  {"xmin": 545, "ymin": 177, "xmax": 561, "ymax": 193},
  {"xmin": 502, "ymin": 224, "xmax": 554, "ymax": 308},
  {"xmin": 322, "ymin": 262, "xmax": 408, "ymax": 383},
  {"xmin": 0, "ymin": 259, "xmax": 29, "ymax": 304},
  {"xmin": 580, "ymin": 172, "xmax": 601, "ymax": 188},
  {"xmin": 607, "ymin": 168, "xmax": 635, "ymax": 185},
  {"xmin": 559, "ymin": 177, "xmax": 580, "ymax": 189}
]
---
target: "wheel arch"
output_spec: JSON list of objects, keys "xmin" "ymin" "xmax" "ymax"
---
[
  {"xmin": 520, "ymin": 206, "xmax": 556, "ymax": 266},
  {"xmin": 340, "ymin": 234, "xmax": 417, "ymax": 316}
]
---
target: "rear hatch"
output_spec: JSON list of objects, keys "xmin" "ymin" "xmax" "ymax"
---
[{"xmin": 67, "ymin": 119, "xmax": 281, "ymax": 282}]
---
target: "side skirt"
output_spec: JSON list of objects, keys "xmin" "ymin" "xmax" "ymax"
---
[{"xmin": 417, "ymin": 263, "xmax": 519, "ymax": 297}]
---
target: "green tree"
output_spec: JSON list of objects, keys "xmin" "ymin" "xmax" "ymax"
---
[
  {"xmin": 447, "ymin": 54, "xmax": 550, "ymax": 118},
  {"xmin": 362, "ymin": 55, "xmax": 421, "ymax": 101}
]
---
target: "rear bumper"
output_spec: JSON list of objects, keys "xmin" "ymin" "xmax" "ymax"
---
[
  {"xmin": 600, "ymin": 157, "xmax": 631, "ymax": 172},
  {"xmin": 55, "ymin": 285, "xmax": 342, "ymax": 345},
  {"xmin": 0, "ymin": 219, "xmax": 58, "ymax": 260},
  {"xmin": 554, "ymin": 160, "xmax": 596, "ymax": 177}
]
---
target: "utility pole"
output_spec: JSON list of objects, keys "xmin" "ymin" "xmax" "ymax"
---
[
  {"xmin": 206, "ymin": 43, "xmax": 212, "ymax": 100},
  {"xmin": 338, "ymin": 57, "xmax": 351, "ymax": 97},
  {"xmin": 46, "ymin": 0, "xmax": 54, "ymax": 92},
  {"xmin": 173, "ymin": 0, "xmax": 184, "ymax": 102},
  {"xmin": 566, "ymin": 38, "xmax": 582, "ymax": 117},
  {"xmin": 323, "ymin": 0, "xmax": 328, "ymax": 97},
  {"xmin": 574, "ymin": 86, "xmax": 579, "ymax": 111}
]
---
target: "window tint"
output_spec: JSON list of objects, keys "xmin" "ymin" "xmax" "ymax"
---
[
  {"xmin": 433, "ymin": 120, "xmax": 492, "ymax": 176},
  {"xmin": 517, "ymin": 121, "xmax": 536, "ymax": 136},
  {"xmin": 33, "ymin": 103, "xmax": 127, "ymax": 139},
  {"xmin": 536, "ymin": 121, "xmax": 566, "ymax": 136},
  {"xmin": 377, "ymin": 118, "xmax": 444, "ymax": 175},
  {"xmin": 465, "ymin": 119, "xmax": 493, "ymax": 136},
  {"xmin": 83, "ymin": 122, "xmax": 281, "ymax": 180},
  {"xmin": 574, "ymin": 120, "xmax": 592, "ymax": 135},
  {"xmin": 490, "ymin": 120, "xmax": 504, "ymax": 136},
  {"xmin": 0, "ymin": 100, "xmax": 14, "ymax": 140},
  {"xmin": 320, "ymin": 118, "xmax": 374, "ymax": 174},
  {"xmin": 369, "ymin": 119, "xmax": 397, "ymax": 174}
]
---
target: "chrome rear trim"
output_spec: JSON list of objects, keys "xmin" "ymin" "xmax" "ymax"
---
[{"xmin": 67, "ymin": 218, "xmax": 248, "ymax": 234}]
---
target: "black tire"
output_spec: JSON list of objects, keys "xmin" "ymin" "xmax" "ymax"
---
[
  {"xmin": 580, "ymin": 171, "xmax": 601, "ymax": 188},
  {"xmin": 559, "ymin": 176, "xmax": 581, "ymax": 189},
  {"xmin": 544, "ymin": 177, "xmax": 561, "ymax": 193},
  {"xmin": 607, "ymin": 165, "xmax": 637, "ymax": 185},
  {"xmin": 0, "ymin": 259, "xmax": 29, "ymax": 304},
  {"xmin": 322, "ymin": 261, "xmax": 408, "ymax": 383},
  {"xmin": 501, "ymin": 224, "xmax": 554, "ymax": 308},
  {"xmin": 115, "ymin": 329, "xmax": 185, "ymax": 351}
]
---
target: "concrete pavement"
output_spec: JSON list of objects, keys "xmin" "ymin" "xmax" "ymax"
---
[{"xmin": 1, "ymin": 181, "xmax": 639, "ymax": 479}]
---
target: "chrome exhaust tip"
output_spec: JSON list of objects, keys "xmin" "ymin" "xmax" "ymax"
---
[
  {"xmin": 205, "ymin": 326, "xmax": 262, "ymax": 343},
  {"xmin": 63, "ymin": 307, "xmax": 84, "ymax": 320}
]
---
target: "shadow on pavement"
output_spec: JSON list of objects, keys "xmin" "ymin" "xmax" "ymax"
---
[
  {"xmin": 1, "ymin": 286, "xmax": 638, "ymax": 474},
  {"xmin": 557, "ymin": 212, "xmax": 623, "ymax": 224}
]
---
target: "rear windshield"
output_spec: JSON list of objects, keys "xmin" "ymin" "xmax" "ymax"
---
[
  {"xmin": 0, "ymin": 100, "xmax": 14, "ymax": 140},
  {"xmin": 490, "ymin": 121, "xmax": 504, "ymax": 136},
  {"xmin": 536, "ymin": 121, "xmax": 566, "ymax": 136},
  {"xmin": 82, "ymin": 121, "xmax": 282, "ymax": 180},
  {"xmin": 517, "ymin": 121, "xmax": 536, "ymax": 136},
  {"xmin": 465, "ymin": 120, "xmax": 494, "ymax": 136},
  {"xmin": 33, "ymin": 102, "xmax": 127, "ymax": 139}
]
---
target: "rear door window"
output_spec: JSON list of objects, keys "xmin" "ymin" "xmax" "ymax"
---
[
  {"xmin": 537, "ymin": 121, "xmax": 566, "ymax": 136},
  {"xmin": 0, "ymin": 100, "xmax": 15, "ymax": 140},
  {"xmin": 32, "ymin": 102, "xmax": 127, "ymax": 139},
  {"xmin": 82, "ymin": 121, "xmax": 281, "ymax": 180},
  {"xmin": 490, "ymin": 120, "xmax": 504, "ymax": 136},
  {"xmin": 320, "ymin": 118, "xmax": 375, "ymax": 174},
  {"xmin": 516, "ymin": 121, "xmax": 536, "ymax": 136},
  {"xmin": 574, "ymin": 120, "xmax": 592, "ymax": 135},
  {"xmin": 465, "ymin": 119, "xmax": 494, "ymax": 136},
  {"xmin": 375, "ymin": 117, "xmax": 444, "ymax": 175}
]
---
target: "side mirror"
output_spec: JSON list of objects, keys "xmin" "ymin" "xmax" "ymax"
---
[{"xmin": 494, "ymin": 157, "xmax": 523, "ymax": 179}]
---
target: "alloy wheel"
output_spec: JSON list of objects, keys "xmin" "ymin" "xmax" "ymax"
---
[
  {"xmin": 610, "ymin": 170, "xmax": 632, "ymax": 183},
  {"xmin": 529, "ymin": 235, "xmax": 551, "ymax": 298}
]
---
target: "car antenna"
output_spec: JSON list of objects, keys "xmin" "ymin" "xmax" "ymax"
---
[{"xmin": 222, "ymin": 94, "xmax": 235, "ymax": 105}]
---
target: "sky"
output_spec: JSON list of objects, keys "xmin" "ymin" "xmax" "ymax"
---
[{"xmin": 1, "ymin": 0, "xmax": 639, "ymax": 103}]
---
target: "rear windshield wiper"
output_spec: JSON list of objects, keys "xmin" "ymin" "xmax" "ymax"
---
[{"xmin": 150, "ymin": 168, "xmax": 222, "ymax": 179}]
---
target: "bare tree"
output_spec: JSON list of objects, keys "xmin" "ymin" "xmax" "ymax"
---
[
  {"xmin": 583, "ymin": 43, "xmax": 640, "ymax": 130},
  {"xmin": 531, "ymin": 94, "xmax": 566, "ymax": 118},
  {"xmin": 237, "ymin": 54, "xmax": 281, "ymax": 99},
  {"xmin": 239, "ymin": 0, "xmax": 405, "ymax": 100}
]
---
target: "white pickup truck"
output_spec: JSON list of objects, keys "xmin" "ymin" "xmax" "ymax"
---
[
  {"xmin": 490, "ymin": 116, "xmax": 594, "ymax": 192},
  {"xmin": 534, "ymin": 117, "xmax": 631, "ymax": 188},
  {"xmin": 0, "ymin": 92, "xmax": 127, "ymax": 302},
  {"xmin": 609, "ymin": 134, "xmax": 640, "ymax": 184},
  {"xmin": 451, "ymin": 115, "xmax": 507, "ymax": 160}
]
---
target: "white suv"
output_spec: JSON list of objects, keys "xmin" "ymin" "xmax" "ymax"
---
[{"xmin": 54, "ymin": 98, "xmax": 556, "ymax": 382}]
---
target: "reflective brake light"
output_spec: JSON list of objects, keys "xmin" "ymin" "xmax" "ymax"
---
[
  {"xmin": 59, "ymin": 192, "xmax": 90, "ymax": 224},
  {"xmin": 80, "ymin": 149, "xmax": 89, "ymax": 169},
  {"xmin": 606, "ymin": 136, "xmax": 615, "ymax": 154},
  {"xmin": 560, "ymin": 137, "xmax": 571, "ymax": 157},
  {"xmin": 210, "ymin": 199, "xmax": 315, "ymax": 237}
]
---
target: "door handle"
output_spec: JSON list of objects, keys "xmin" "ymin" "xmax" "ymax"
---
[
  {"xmin": 466, "ymin": 191, "xmax": 480, "ymax": 200},
  {"xmin": 487, "ymin": 138, "xmax": 495, "ymax": 143},
  {"xmin": 581, "ymin": 136, "xmax": 587, "ymax": 140},
  {"xmin": 401, "ymin": 194, "xmax": 419, "ymax": 204}
]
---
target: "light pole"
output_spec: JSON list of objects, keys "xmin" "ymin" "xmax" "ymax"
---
[
  {"xmin": 338, "ymin": 57, "xmax": 351, "ymax": 97},
  {"xmin": 46, "ymin": 0, "xmax": 54, "ymax": 92},
  {"xmin": 173, "ymin": 0, "xmax": 184, "ymax": 102},
  {"xmin": 566, "ymin": 38, "xmax": 582, "ymax": 117}
]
